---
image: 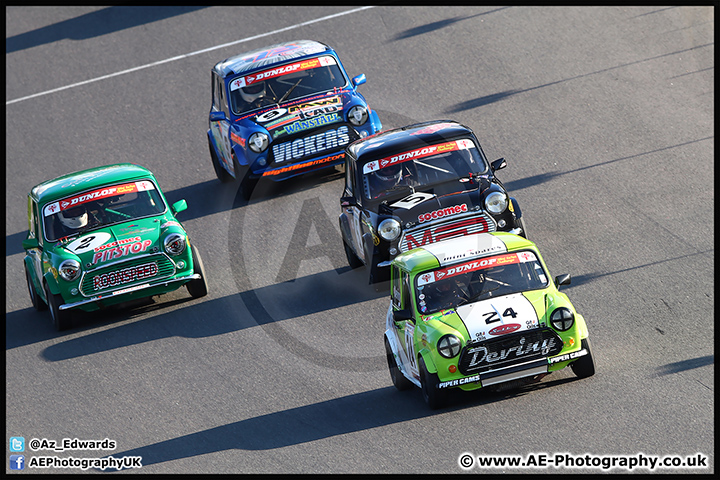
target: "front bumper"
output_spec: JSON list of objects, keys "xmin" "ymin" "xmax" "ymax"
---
[
  {"xmin": 256, "ymin": 151, "xmax": 345, "ymax": 181},
  {"xmin": 59, "ymin": 273, "xmax": 199, "ymax": 310}
]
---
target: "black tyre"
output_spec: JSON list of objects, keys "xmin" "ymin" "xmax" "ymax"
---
[
  {"xmin": 186, "ymin": 245, "xmax": 208, "ymax": 299},
  {"xmin": 343, "ymin": 239, "xmax": 363, "ymax": 269},
  {"xmin": 239, "ymin": 174, "xmax": 258, "ymax": 201},
  {"xmin": 233, "ymin": 154, "xmax": 258, "ymax": 201},
  {"xmin": 385, "ymin": 337, "xmax": 413, "ymax": 391},
  {"xmin": 44, "ymin": 282, "xmax": 72, "ymax": 331},
  {"xmin": 418, "ymin": 356, "xmax": 447, "ymax": 409},
  {"xmin": 571, "ymin": 338, "xmax": 596, "ymax": 379},
  {"xmin": 209, "ymin": 141, "xmax": 233, "ymax": 183},
  {"xmin": 25, "ymin": 264, "xmax": 47, "ymax": 311}
]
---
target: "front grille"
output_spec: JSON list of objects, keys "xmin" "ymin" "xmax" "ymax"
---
[
  {"xmin": 398, "ymin": 212, "xmax": 496, "ymax": 252},
  {"xmin": 269, "ymin": 123, "xmax": 359, "ymax": 165},
  {"xmin": 80, "ymin": 253, "xmax": 175, "ymax": 296},
  {"xmin": 458, "ymin": 328, "xmax": 563, "ymax": 376}
]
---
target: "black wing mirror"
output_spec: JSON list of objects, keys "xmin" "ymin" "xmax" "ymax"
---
[
  {"xmin": 554, "ymin": 274, "xmax": 571, "ymax": 289},
  {"xmin": 393, "ymin": 308, "xmax": 414, "ymax": 323},
  {"xmin": 491, "ymin": 157, "xmax": 507, "ymax": 172}
]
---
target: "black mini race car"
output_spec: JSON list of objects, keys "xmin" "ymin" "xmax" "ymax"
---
[{"xmin": 339, "ymin": 120, "xmax": 527, "ymax": 285}]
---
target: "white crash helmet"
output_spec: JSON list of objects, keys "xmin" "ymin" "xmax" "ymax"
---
[
  {"xmin": 240, "ymin": 81, "xmax": 266, "ymax": 104},
  {"xmin": 58, "ymin": 205, "xmax": 88, "ymax": 229},
  {"xmin": 374, "ymin": 163, "xmax": 402, "ymax": 184}
]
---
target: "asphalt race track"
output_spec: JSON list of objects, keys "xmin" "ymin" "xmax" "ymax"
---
[{"xmin": 6, "ymin": 6, "xmax": 714, "ymax": 474}]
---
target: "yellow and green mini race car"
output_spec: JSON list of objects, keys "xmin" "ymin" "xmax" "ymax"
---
[{"xmin": 384, "ymin": 231, "xmax": 594, "ymax": 408}]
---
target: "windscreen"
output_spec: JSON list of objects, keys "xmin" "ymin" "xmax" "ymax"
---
[
  {"xmin": 43, "ymin": 180, "xmax": 166, "ymax": 242},
  {"xmin": 361, "ymin": 138, "xmax": 489, "ymax": 200},
  {"xmin": 415, "ymin": 250, "xmax": 549, "ymax": 314},
  {"xmin": 229, "ymin": 55, "xmax": 348, "ymax": 115}
]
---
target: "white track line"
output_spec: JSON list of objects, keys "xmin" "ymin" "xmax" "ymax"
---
[{"xmin": 6, "ymin": 6, "xmax": 375, "ymax": 105}]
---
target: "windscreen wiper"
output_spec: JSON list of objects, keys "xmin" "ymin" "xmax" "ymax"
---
[{"xmin": 277, "ymin": 78, "xmax": 303, "ymax": 104}]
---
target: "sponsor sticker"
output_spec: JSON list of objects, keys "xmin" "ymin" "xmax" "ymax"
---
[
  {"xmin": 279, "ymin": 113, "xmax": 341, "ymax": 136},
  {"xmin": 403, "ymin": 216, "xmax": 492, "ymax": 251},
  {"xmin": 44, "ymin": 182, "xmax": 155, "ymax": 217},
  {"xmin": 229, "ymin": 77, "xmax": 247, "ymax": 91},
  {"xmin": 433, "ymin": 253, "xmax": 522, "ymax": 282},
  {"xmin": 438, "ymin": 374, "xmax": 481, "ymax": 389},
  {"xmin": 362, "ymin": 139, "xmax": 472, "ymax": 174},
  {"xmin": 418, "ymin": 204, "xmax": 468, "ymax": 223},
  {"xmin": 488, "ymin": 323, "xmax": 522, "ymax": 336},
  {"xmin": 417, "ymin": 271, "xmax": 437, "ymax": 286},
  {"xmin": 92, "ymin": 262, "xmax": 158, "ymax": 291},
  {"xmin": 91, "ymin": 238, "xmax": 153, "ymax": 264},
  {"xmin": 464, "ymin": 333, "xmax": 560, "ymax": 369},
  {"xmin": 272, "ymin": 126, "xmax": 350, "ymax": 163},
  {"xmin": 549, "ymin": 348, "xmax": 588, "ymax": 364},
  {"xmin": 262, "ymin": 153, "xmax": 344, "ymax": 177},
  {"xmin": 244, "ymin": 56, "xmax": 330, "ymax": 86},
  {"xmin": 289, "ymin": 96, "xmax": 341, "ymax": 113}
]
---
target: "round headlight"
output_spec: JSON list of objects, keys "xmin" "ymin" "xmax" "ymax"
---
[
  {"xmin": 550, "ymin": 307, "xmax": 575, "ymax": 331},
  {"xmin": 58, "ymin": 259, "xmax": 81, "ymax": 281},
  {"xmin": 164, "ymin": 233, "xmax": 186, "ymax": 255},
  {"xmin": 248, "ymin": 132, "xmax": 269, "ymax": 153},
  {"xmin": 438, "ymin": 334, "xmax": 462, "ymax": 358},
  {"xmin": 485, "ymin": 191, "xmax": 508, "ymax": 214},
  {"xmin": 378, "ymin": 218, "xmax": 401, "ymax": 241},
  {"xmin": 348, "ymin": 105, "xmax": 368, "ymax": 126}
]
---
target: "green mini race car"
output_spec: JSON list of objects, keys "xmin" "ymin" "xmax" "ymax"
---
[
  {"xmin": 22, "ymin": 164, "xmax": 208, "ymax": 331},
  {"xmin": 384, "ymin": 231, "xmax": 594, "ymax": 408}
]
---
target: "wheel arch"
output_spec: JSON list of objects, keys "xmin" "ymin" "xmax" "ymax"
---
[
  {"xmin": 510, "ymin": 197, "xmax": 522, "ymax": 219},
  {"xmin": 43, "ymin": 272, "xmax": 61, "ymax": 296},
  {"xmin": 417, "ymin": 348, "xmax": 439, "ymax": 375},
  {"xmin": 338, "ymin": 213, "xmax": 353, "ymax": 244}
]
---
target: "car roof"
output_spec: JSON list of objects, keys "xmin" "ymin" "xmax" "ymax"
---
[
  {"xmin": 212, "ymin": 39, "xmax": 334, "ymax": 78},
  {"xmin": 393, "ymin": 232, "xmax": 537, "ymax": 271},
  {"xmin": 30, "ymin": 163, "xmax": 156, "ymax": 204},
  {"xmin": 347, "ymin": 120, "xmax": 475, "ymax": 163}
]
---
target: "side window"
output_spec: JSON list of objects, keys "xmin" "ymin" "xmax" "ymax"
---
[
  {"xmin": 30, "ymin": 200, "xmax": 42, "ymax": 247},
  {"xmin": 217, "ymin": 76, "xmax": 229, "ymax": 117},
  {"xmin": 344, "ymin": 157, "xmax": 355, "ymax": 197},
  {"xmin": 27, "ymin": 197, "xmax": 35, "ymax": 238},
  {"xmin": 401, "ymin": 272, "xmax": 411, "ymax": 310},
  {"xmin": 391, "ymin": 266, "xmax": 402, "ymax": 309},
  {"xmin": 211, "ymin": 73, "xmax": 218, "ymax": 109},
  {"xmin": 212, "ymin": 74, "xmax": 227, "ymax": 116}
]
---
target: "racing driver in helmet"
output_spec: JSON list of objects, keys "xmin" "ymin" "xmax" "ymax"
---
[
  {"xmin": 55, "ymin": 202, "xmax": 103, "ymax": 237},
  {"xmin": 240, "ymin": 81, "xmax": 269, "ymax": 110},
  {"xmin": 368, "ymin": 163, "xmax": 415, "ymax": 199}
]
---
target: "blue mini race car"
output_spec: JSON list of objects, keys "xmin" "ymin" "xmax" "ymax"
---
[{"xmin": 208, "ymin": 39, "xmax": 382, "ymax": 199}]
